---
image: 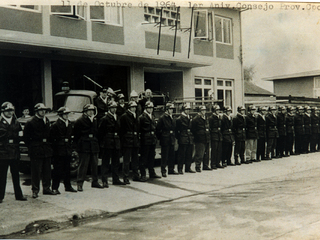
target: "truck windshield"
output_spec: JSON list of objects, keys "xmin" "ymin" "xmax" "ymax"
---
[{"xmin": 54, "ymin": 95, "xmax": 91, "ymax": 112}]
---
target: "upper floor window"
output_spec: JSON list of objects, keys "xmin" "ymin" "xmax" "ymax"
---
[
  {"xmin": 194, "ymin": 77, "xmax": 214, "ymax": 105},
  {"xmin": 90, "ymin": 6, "xmax": 122, "ymax": 26},
  {"xmin": 4, "ymin": 5, "xmax": 40, "ymax": 12},
  {"xmin": 193, "ymin": 10, "xmax": 213, "ymax": 41},
  {"xmin": 215, "ymin": 16, "xmax": 232, "ymax": 44},
  {"xmin": 51, "ymin": 5, "xmax": 86, "ymax": 20},
  {"xmin": 144, "ymin": 7, "xmax": 180, "ymax": 28}
]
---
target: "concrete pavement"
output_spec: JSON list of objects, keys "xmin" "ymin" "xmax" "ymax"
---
[{"xmin": 1, "ymin": 152, "xmax": 320, "ymax": 237}]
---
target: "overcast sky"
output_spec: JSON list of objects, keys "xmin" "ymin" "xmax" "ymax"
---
[{"xmin": 241, "ymin": 2, "xmax": 320, "ymax": 91}]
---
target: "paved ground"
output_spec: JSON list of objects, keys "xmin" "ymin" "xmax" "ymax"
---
[{"xmin": 1, "ymin": 152, "xmax": 320, "ymax": 239}]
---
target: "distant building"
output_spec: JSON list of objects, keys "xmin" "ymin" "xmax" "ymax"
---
[{"xmin": 244, "ymin": 81, "xmax": 276, "ymax": 107}]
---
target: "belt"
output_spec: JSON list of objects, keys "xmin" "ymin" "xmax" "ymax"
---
[
  {"xmin": 64, "ymin": 138, "xmax": 69, "ymax": 142},
  {"xmin": 127, "ymin": 132, "xmax": 138, "ymax": 135},
  {"xmin": 43, "ymin": 138, "xmax": 47, "ymax": 142},
  {"xmin": 8, "ymin": 139, "xmax": 14, "ymax": 144},
  {"xmin": 212, "ymin": 127, "xmax": 221, "ymax": 131},
  {"xmin": 206, "ymin": 129, "xmax": 209, "ymax": 132},
  {"xmin": 107, "ymin": 132, "xmax": 118, "ymax": 136},
  {"xmin": 88, "ymin": 134, "xmax": 93, "ymax": 138},
  {"xmin": 144, "ymin": 131, "xmax": 155, "ymax": 135}
]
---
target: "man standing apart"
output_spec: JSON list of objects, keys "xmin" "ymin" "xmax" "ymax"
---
[
  {"xmin": 0, "ymin": 102, "xmax": 27, "ymax": 203},
  {"xmin": 209, "ymin": 105, "xmax": 222, "ymax": 169},
  {"xmin": 74, "ymin": 104, "xmax": 103, "ymax": 191},
  {"xmin": 245, "ymin": 105, "xmax": 259, "ymax": 163},
  {"xmin": 24, "ymin": 103, "xmax": 56, "ymax": 198},
  {"xmin": 98, "ymin": 101, "xmax": 125, "ymax": 187},
  {"xmin": 257, "ymin": 106, "xmax": 268, "ymax": 161},
  {"xmin": 176, "ymin": 103, "xmax": 195, "ymax": 173},
  {"xmin": 50, "ymin": 107, "xmax": 77, "ymax": 194},
  {"xmin": 266, "ymin": 106, "xmax": 279, "ymax": 159},
  {"xmin": 119, "ymin": 101, "xmax": 141, "ymax": 183},
  {"xmin": 191, "ymin": 105, "xmax": 210, "ymax": 172},
  {"xmin": 139, "ymin": 101, "xmax": 161, "ymax": 179},
  {"xmin": 221, "ymin": 106, "xmax": 235, "ymax": 166},
  {"xmin": 156, "ymin": 103, "xmax": 177, "ymax": 177},
  {"xmin": 233, "ymin": 106, "xmax": 247, "ymax": 164}
]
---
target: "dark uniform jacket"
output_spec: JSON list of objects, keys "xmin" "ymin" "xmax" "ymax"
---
[
  {"xmin": 94, "ymin": 96, "xmax": 108, "ymax": 120},
  {"xmin": 311, "ymin": 113, "xmax": 319, "ymax": 134},
  {"xmin": 191, "ymin": 114, "xmax": 210, "ymax": 144},
  {"xmin": 233, "ymin": 113, "xmax": 246, "ymax": 141},
  {"xmin": 23, "ymin": 116, "xmax": 53, "ymax": 158},
  {"xmin": 304, "ymin": 113, "xmax": 312, "ymax": 135},
  {"xmin": 294, "ymin": 113, "xmax": 305, "ymax": 135},
  {"xmin": 257, "ymin": 114, "xmax": 267, "ymax": 139},
  {"xmin": 277, "ymin": 113, "xmax": 287, "ymax": 136},
  {"xmin": 0, "ymin": 116, "xmax": 21, "ymax": 160},
  {"xmin": 139, "ymin": 111, "xmax": 157, "ymax": 146},
  {"xmin": 156, "ymin": 113, "xmax": 175, "ymax": 146},
  {"xmin": 175, "ymin": 113, "xmax": 194, "ymax": 145},
  {"xmin": 119, "ymin": 110, "xmax": 140, "ymax": 148},
  {"xmin": 245, "ymin": 113, "xmax": 258, "ymax": 139},
  {"xmin": 221, "ymin": 114, "xmax": 234, "ymax": 143},
  {"xmin": 50, "ymin": 118, "xmax": 73, "ymax": 156},
  {"xmin": 266, "ymin": 113, "xmax": 279, "ymax": 139},
  {"xmin": 98, "ymin": 112, "xmax": 121, "ymax": 150},
  {"xmin": 208, "ymin": 113, "xmax": 223, "ymax": 142},
  {"xmin": 286, "ymin": 113, "xmax": 295, "ymax": 135},
  {"xmin": 116, "ymin": 103, "xmax": 127, "ymax": 117},
  {"xmin": 73, "ymin": 114, "xmax": 99, "ymax": 153}
]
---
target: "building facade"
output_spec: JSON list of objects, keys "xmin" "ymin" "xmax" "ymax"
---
[{"xmin": 0, "ymin": 5, "xmax": 244, "ymax": 115}]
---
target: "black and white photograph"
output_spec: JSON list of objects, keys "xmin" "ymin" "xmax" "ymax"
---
[{"xmin": 1, "ymin": 0, "xmax": 320, "ymax": 239}]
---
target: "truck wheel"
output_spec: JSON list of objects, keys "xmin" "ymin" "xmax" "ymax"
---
[{"xmin": 70, "ymin": 151, "xmax": 80, "ymax": 177}]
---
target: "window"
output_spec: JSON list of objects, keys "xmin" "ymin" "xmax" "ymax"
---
[
  {"xmin": 216, "ymin": 79, "xmax": 234, "ymax": 109},
  {"xmin": 194, "ymin": 77, "xmax": 214, "ymax": 104},
  {"xmin": 90, "ymin": 6, "xmax": 122, "ymax": 25},
  {"xmin": 144, "ymin": 7, "xmax": 180, "ymax": 28},
  {"xmin": 4, "ymin": 5, "xmax": 40, "ymax": 12},
  {"xmin": 313, "ymin": 77, "xmax": 320, "ymax": 98},
  {"xmin": 215, "ymin": 16, "xmax": 232, "ymax": 44},
  {"xmin": 51, "ymin": 5, "xmax": 86, "ymax": 19},
  {"xmin": 194, "ymin": 10, "xmax": 213, "ymax": 40}
]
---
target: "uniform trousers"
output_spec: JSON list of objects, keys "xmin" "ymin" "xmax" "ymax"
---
[
  {"xmin": 0, "ymin": 159, "xmax": 23, "ymax": 200},
  {"xmin": 295, "ymin": 134, "xmax": 304, "ymax": 154},
  {"xmin": 122, "ymin": 147, "xmax": 139, "ymax": 179},
  {"xmin": 222, "ymin": 142, "xmax": 233, "ymax": 165},
  {"xmin": 310, "ymin": 134, "xmax": 318, "ymax": 152},
  {"xmin": 194, "ymin": 142, "xmax": 209, "ymax": 170},
  {"xmin": 160, "ymin": 144, "xmax": 175, "ymax": 173},
  {"xmin": 31, "ymin": 157, "xmax": 51, "ymax": 193},
  {"xmin": 52, "ymin": 155, "xmax": 72, "ymax": 190},
  {"xmin": 77, "ymin": 153, "xmax": 99, "ymax": 186},
  {"xmin": 266, "ymin": 138, "xmax": 277, "ymax": 158},
  {"xmin": 245, "ymin": 139, "xmax": 257, "ymax": 161},
  {"xmin": 177, "ymin": 144, "xmax": 193, "ymax": 171},
  {"xmin": 304, "ymin": 134, "xmax": 311, "ymax": 153},
  {"xmin": 140, "ymin": 145, "xmax": 156, "ymax": 177},
  {"xmin": 234, "ymin": 141, "xmax": 245, "ymax": 163},
  {"xmin": 257, "ymin": 138, "xmax": 266, "ymax": 160},
  {"xmin": 101, "ymin": 148, "xmax": 120, "ymax": 183},
  {"xmin": 276, "ymin": 135, "xmax": 286, "ymax": 156},
  {"xmin": 211, "ymin": 141, "xmax": 222, "ymax": 167},
  {"xmin": 285, "ymin": 134, "xmax": 294, "ymax": 155}
]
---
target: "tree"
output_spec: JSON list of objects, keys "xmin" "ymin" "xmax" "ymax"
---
[{"xmin": 244, "ymin": 65, "xmax": 255, "ymax": 82}]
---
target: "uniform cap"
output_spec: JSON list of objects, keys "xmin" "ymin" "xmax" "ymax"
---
[
  {"xmin": 145, "ymin": 101, "xmax": 154, "ymax": 108},
  {"xmin": 166, "ymin": 103, "xmax": 175, "ymax": 109},
  {"xmin": 128, "ymin": 101, "xmax": 138, "ymax": 108},
  {"xmin": 118, "ymin": 93, "xmax": 125, "ymax": 99},
  {"xmin": 145, "ymin": 89, "xmax": 152, "ymax": 96},
  {"xmin": 130, "ymin": 90, "xmax": 139, "ymax": 98},
  {"xmin": 108, "ymin": 100, "xmax": 118, "ymax": 108},
  {"xmin": 269, "ymin": 106, "xmax": 277, "ymax": 111},
  {"xmin": 248, "ymin": 105, "xmax": 257, "ymax": 111},
  {"xmin": 224, "ymin": 106, "xmax": 232, "ymax": 112},
  {"xmin": 57, "ymin": 106, "xmax": 71, "ymax": 115},
  {"xmin": 212, "ymin": 105, "xmax": 220, "ymax": 111},
  {"xmin": 182, "ymin": 102, "xmax": 191, "ymax": 110},
  {"xmin": 199, "ymin": 105, "xmax": 206, "ymax": 111},
  {"xmin": 305, "ymin": 106, "xmax": 311, "ymax": 110},
  {"xmin": 311, "ymin": 106, "xmax": 318, "ymax": 111},
  {"xmin": 279, "ymin": 105, "xmax": 286, "ymax": 111},
  {"xmin": 297, "ymin": 105, "xmax": 304, "ymax": 110},
  {"xmin": 83, "ymin": 104, "xmax": 96, "ymax": 112},
  {"xmin": 1, "ymin": 102, "xmax": 15, "ymax": 112},
  {"xmin": 34, "ymin": 103, "xmax": 50, "ymax": 112},
  {"xmin": 107, "ymin": 87, "xmax": 116, "ymax": 96},
  {"xmin": 261, "ymin": 106, "xmax": 268, "ymax": 111},
  {"xmin": 237, "ymin": 105, "xmax": 245, "ymax": 112}
]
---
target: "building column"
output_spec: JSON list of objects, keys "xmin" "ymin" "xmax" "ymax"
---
[
  {"xmin": 130, "ymin": 63, "xmax": 144, "ymax": 95},
  {"xmin": 42, "ymin": 59, "xmax": 53, "ymax": 108}
]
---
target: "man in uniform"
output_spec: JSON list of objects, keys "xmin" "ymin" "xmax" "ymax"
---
[
  {"xmin": 74, "ymin": 104, "xmax": 103, "ymax": 191},
  {"xmin": 209, "ymin": 105, "xmax": 222, "ymax": 169},
  {"xmin": 98, "ymin": 101, "xmax": 125, "ymax": 187},
  {"xmin": 156, "ymin": 103, "xmax": 177, "ymax": 177},
  {"xmin": 129, "ymin": 90, "xmax": 143, "ymax": 117},
  {"xmin": 310, "ymin": 106, "xmax": 319, "ymax": 152},
  {"xmin": 221, "ymin": 106, "xmax": 235, "ymax": 166},
  {"xmin": 276, "ymin": 106, "xmax": 287, "ymax": 158},
  {"xmin": 294, "ymin": 106, "xmax": 305, "ymax": 155},
  {"xmin": 245, "ymin": 105, "xmax": 259, "ymax": 163},
  {"xmin": 176, "ymin": 103, "xmax": 195, "ymax": 173},
  {"xmin": 285, "ymin": 106, "xmax": 295, "ymax": 156},
  {"xmin": 50, "ymin": 107, "xmax": 77, "ymax": 194},
  {"xmin": 24, "ymin": 103, "xmax": 56, "ymax": 198},
  {"xmin": 233, "ymin": 106, "xmax": 247, "ymax": 164},
  {"xmin": 0, "ymin": 102, "xmax": 27, "ymax": 203},
  {"xmin": 257, "ymin": 106, "xmax": 267, "ymax": 161},
  {"xmin": 94, "ymin": 88, "xmax": 108, "ymax": 122},
  {"xmin": 191, "ymin": 105, "xmax": 210, "ymax": 172},
  {"xmin": 266, "ymin": 106, "xmax": 279, "ymax": 159},
  {"xmin": 116, "ymin": 93, "xmax": 127, "ymax": 117},
  {"xmin": 119, "ymin": 100, "xmax": 141, "ymax": 183},
  {"xmin": 304, "ymin": 106, "xmax": 312, "ymax": 153},
  {"xmin": 138, "ymin": 101, "xmax": 161, "ymax": 179}
]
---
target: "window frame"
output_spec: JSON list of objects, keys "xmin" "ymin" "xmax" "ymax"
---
[
  {"xmin": 216, "ymin": 78, "xmax": 234, "ymax": 110},
  {"xmin": 214, "ymin": 15, "xmax": 233, "ymax": 45},
  {"xmin": 90, "ymin": 5, "xmax": 123, "ymax": 26},
  {"xmin": 50, "ymin": 5, "xmax": 86, "ymax": 20},
  {"xmin": 194, "ymin": 77, "xmax": 214, "ymax": 104},
  {"xmin": 3, "ymin": 5, "xmax": 41, "ymax": 13}
]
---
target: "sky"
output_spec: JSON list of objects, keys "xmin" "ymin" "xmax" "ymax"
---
[{"xmin": 241, "ymin": 2, "xmax": 320, "ymax": 91}]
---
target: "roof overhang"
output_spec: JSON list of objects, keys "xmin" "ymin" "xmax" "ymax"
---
[{"xmin": 263, "ymin": 70, "xmax": 320, "ymax": 81}]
